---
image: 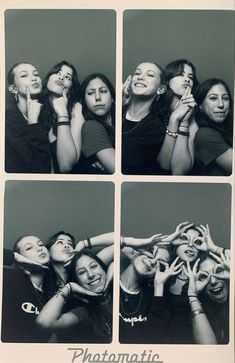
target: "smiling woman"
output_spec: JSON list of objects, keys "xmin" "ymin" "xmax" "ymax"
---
[{"xmin": 122, "ymin": 61, "xmax": 166, "ymax": 175}]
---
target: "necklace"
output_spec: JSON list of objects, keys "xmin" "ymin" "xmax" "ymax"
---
[{"xmin": 120, "ymin": 286, "xmax": 143, "ymax": 315}]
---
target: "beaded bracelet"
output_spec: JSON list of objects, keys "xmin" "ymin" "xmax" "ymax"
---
[
  {"xmin": 166, "ymin": 128, "xmax": 178, "ymax": 138},
  {"xmin": 191, "ymin": 308, "xmax": 205, "ymax": 318},
  {"xmin": 56, "ymin": 283, "xmax": 72, "ymax": 301},
  {"xmin": 57, "ymin": 121, "xmax": 71, "ymax": 126}
]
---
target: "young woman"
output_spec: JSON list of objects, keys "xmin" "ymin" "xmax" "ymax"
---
[
  {"xmin": 41, "ymin": 61, "xmax": 86, "ymax": 173},
  {"xmin": 80, "ymin": 73, "xmax": 115, "ymax": 174},
  {"xmin": 5, "ymin": 62, "xmax": 51, "ymax": 173},
  {"xmin": 119, "ymin": 232, "xmax": 182, "ymax": 344},
  {"xmin": 2, "ymin": 235, "xmax": 52, "ymax": 342},
  {"xmin": 36, "ymin": 246, "xmax": 114, "ymax": 343},
  {"xmin": 122, "ymin": 61, "xmax": 166, "ymax": 175},
  {"xmin": 194, "ymin": 79, "xmax": 233, "ymax": 175},
  {"xmin": 157, "ymin": 59, "xmax": 199, "ymax": 175}
]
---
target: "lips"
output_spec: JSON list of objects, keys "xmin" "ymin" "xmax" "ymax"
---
[
  {"xmin": 56, "ymin": 80, "xmax": 64, "ymax": 86},
  {"xmin": 31, "ymin": 82, "xmax": 40, "ymax": 88},
  {"xmin": 134, "ymin": 82, "xmax": 146, "ymax": 88},
  {"xmin": 89, "ymin": 277, "xmax": 101, "ymax": 286},
  {"xmin": 185, "ymin": 249, "xmax": 195, "ymax": 257}
]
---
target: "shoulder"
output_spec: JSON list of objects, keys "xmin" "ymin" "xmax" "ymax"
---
[
  {"xmin": 195, "ymin": 127, "xmax": 221, "ymax": 142},
  {"xmin": 82, "ymin": 120, "xmax": 106, "ymax": 132}
]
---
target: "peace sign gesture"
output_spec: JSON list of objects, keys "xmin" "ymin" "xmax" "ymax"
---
[{"xmin": 26, "ymin": 86, "xmax": 42, "ymax": 124}]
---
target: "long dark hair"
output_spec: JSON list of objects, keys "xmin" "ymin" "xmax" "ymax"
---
[
  {"xmin": 80, "ymin": 73, "xmax": 115, "ymax": 128},
  {"xmin": 68, "ymin": 250, "xmax": 107, "ymax": 283},
  {"xmin": 45, "ymin": 230, "xmax": 76, "ymax": 251},
  {"xmin": 195, "ymin": 78, "xmax": 233, "ymax": 146},
  {"xmin": 158, "ymin": 59, "xmax": 198, "ymax": 122},
  {"xmin": 41, "ymin": 60, "xmax": 81, "ymax": 134}
]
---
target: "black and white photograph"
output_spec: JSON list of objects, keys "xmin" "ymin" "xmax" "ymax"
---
[
  {"xmin": 5, "ymin": 10, "xmax": 116, "ymax": 174},
  {"xmin": 120, "ymin": 182, "xmax": 231, "ymax": 344},
  {"xmin": 2, "ymin": 181, "xmax": 114, "ymax": 343},
  {"xmin": 122, "ymin": 10, "xmax": 234, "ymax": 176}
]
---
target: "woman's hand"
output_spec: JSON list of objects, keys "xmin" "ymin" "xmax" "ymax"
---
[
  {"xmin": 154, "ymin": 256, "xmax": 183, "ymax": 286},
  {"xmin": 70, "ymin": 282, "xmax": 100, "ymax": 297},
  {"xmin": 183, "ymin": 259, "xmax": 210, "ymax": 296},
  {"xmin": 123, "ymin": 233, "xmax": 166, "ymax": 249},
  {"xmin": 209, "ymin": 250, "xmax": 230, "ymax": 279},
  {"xmin": 122, "ymin": 75, "xmax": 132, "ymax": 106},
  {"xmin": 196, "ymin": 224, "xmax": 219, "ymax": 253},
  {"xmin": 172, "ymin": 86, "xmax": 196, "ymax": 123},
  {"xmin": 52, "ymin": 88, "xmax": 69, "ymax": 117},
  {"xmin": 26, "ymin": 86, "xmax": 43, "ymax": 124},
  {"xmin": 14, "ymin": 252, "xmax": 49, "ymax": 270},
  {"xmin": 164, "ymin": 221, "xmax": 194, "ymax": 245}
]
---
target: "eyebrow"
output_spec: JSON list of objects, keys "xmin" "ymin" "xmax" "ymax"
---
[{"xmin": 208, "ymin": 92, "xmax": 229, "ymax": 96}]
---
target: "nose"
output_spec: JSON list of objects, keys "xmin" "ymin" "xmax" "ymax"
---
[
  {"xmin": 95, "ymin": 90, "xmax": 101, "ymax": 101},
  {"xmin": 37, "ymin": 245, "xmax": 43, "ymax": 252},
  {"xmin": 64, "ymin": 244, "xmax": 71, "ymax": 250},
  {"xmin": 209, "ymin": 275, "xmax": 218, "ymax": 286},
  {"xmin": 217, "ymin": 97, "xmax": 224, "ymax": 109},
  {"xmin": 31, "ymin": 73, "xmax": 37, "ymax": 81},
  {"xmin": 58, "ymin": 73, "xmax": 64, "ymax": 81},
  {"xmin": 137, "ymin": 73, "xmax": 144, "ymax": 80},
  {"xmin": 184, "ymin": 75, "xmax": 190, "ymax": 84},
  {"xmin": 87, "ymin": 268, "xmax": 95, "ymax": 279}
]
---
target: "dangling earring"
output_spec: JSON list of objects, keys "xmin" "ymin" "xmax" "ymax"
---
[{"xmin": 14, "ymin": 92, "xmax": 19, "ymax": 103}]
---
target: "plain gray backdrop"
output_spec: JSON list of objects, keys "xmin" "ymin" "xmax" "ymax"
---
[
  {"xmin": 5, "ymin": 9, "xmax": 116, "ymax": 108},
  {"xmin": 123, "ymin": 10, "xmax": 234, "ymax": 94},
  {"xmin": 121, "ymin": 182, "xmax": 231, "ymax": 249},
  {"xmin": 4, "ymin": 181, "xmax": 114, "ymax": 249}
]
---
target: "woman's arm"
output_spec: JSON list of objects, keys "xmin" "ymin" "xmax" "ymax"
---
[
  {"xmin": 215, "ymin": 148, "xmax": 232, "ymax": 174},
  {"xmin": 96, "ymin": 148, "xmax": 115, "ymax": 174},
  {"xmin": 36, "ymin": 285, "xmax": 80, "ymax": 331},
  {"xmin": 53, "ymin": 98, "xmax": 84, "ymax": 173},
  {"xmin": 183, "ymin": 261, "xmax": 217, "ymax": 344}
]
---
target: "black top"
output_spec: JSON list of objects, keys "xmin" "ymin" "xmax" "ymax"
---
[
  {"xmin": 5, "ymin": 105, "xmax": 51, "ymax": 173},
  {"xmin": 122, "ymin": 110, "xmax": 166, "ymax": 175}
]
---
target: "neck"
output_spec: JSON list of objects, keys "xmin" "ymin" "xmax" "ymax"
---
[
  {"xmin": 17, "ymin": 96, "xmax": 28, "ymax": 117},
  {"xmin": 29, "ymin": 270, "xmax": 45, "ymax": 290},
  {"xmin": 121, "ymin": 264, "xmax": 142, "ymax": 292},
  {"xmin": 127, "ymin": 96, "xmax": 154, "ymax": 120},
  {"xmin": 53, "ymin": 263, "xmax": 68, "ymax": 286}
]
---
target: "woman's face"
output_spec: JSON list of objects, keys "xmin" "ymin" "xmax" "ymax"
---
[
  {"xmin": 10, "ymin": 63, "xmax": 42, "ymax": 97},
  {"xmin": 75, "ymin": 255, "xmax": 106, "ymax": 294},
  {"xmin": 49, "ymin": 234, "xmax": 74, "ymax": 263},
  {"xmin": 17, "ymin": 236, "xmax": 50, "ymax": 265},
  {"xmin": 85, "ymin": 77, "xmax": 112, "ymax": 117},
  {"xmin": 133, "ymin": 248, "xmax": 170, "ymax": 278},
  {"xmin": 47, "ymin": 65, "xmax": 73, "ymax": 96},
  {"xmin": 131, "ymin": 62, "xmax": 162, "ymax": 97},
  {"xmin": 169, "ymin": 64, "xmax": 194, "ymax": 97},
  {"xmin": 175, "ymin": 228, "xmax": 200, "ymax": 262},
  {"xmin": 200, "ymin": 84, "xmax": 230, "ymax": 123},
  {"xmin": 199, "ymin": 257, "xmax": 228, "ymax": 303}
]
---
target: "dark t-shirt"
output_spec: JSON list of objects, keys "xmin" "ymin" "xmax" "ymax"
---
[
  {"xmin": 122, "ymin": 111, "xmax": 166, "ymax": 175},
  {"xmin": 1, "ymin": 266, "xmax": 51, "ymax": 343},
  {"xmin": 81, "ymin": 120, "xmax": 114, "ymax": 174},
  {"xmin": 119, "ymin": 285, "xmax": 169, "ymax": 344},
  {"xmin": 194, "ymin": 127, "xmax": 231, "ymax": 176},
  {"xmin": 5, "ymin": 105, "xmax": 51, "ymax": 173}
]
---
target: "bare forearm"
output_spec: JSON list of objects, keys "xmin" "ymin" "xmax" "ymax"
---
[
  {"xmin": 56, "ymin": 126, "xmax": 78, "ymax": 172},
  {"xmin": 171, "ymin": 135, "xmax": 193, "ymax": 175}
]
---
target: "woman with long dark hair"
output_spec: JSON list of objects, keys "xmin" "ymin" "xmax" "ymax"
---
[
  {"xmin": 41, "ymin": 60, "xmax": 85, "ymax": 173},
  {"xmin": 80, "ymin": 73, "xmax": 115, "ymax": 174},
  {"xmin": 194, "ymin": 78, "xmax": 233, "ymax": 175},
  {"xmin": 157, "ymin": 59, "xmax": 198, "ymax": 175}
]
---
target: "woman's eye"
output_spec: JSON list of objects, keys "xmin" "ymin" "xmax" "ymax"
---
[
  {"xmin": 87, "ymin": 91, "xmax": 94, "ymax": 96},
  {"xmin": 65, "ymin": 76, "xmax": 71, "ymax": 81},
  {"xmin": 134, "ymin": 71, "xmax": 141, "ymax": 76},
  {"xmin": 209, "ymin": 97, "xmax": 217, "ymax": 101},
  {"xmin": 101, "ymin": 89, "xmax": 107, "ymax": 93},
  {"xmin": 199, "ymin": 273, "xmax": 208, "ymax": 281},
  {"xmin": 194, "ymin": 239, "xmax": 202, "ymax": 246},
  {"xmin": 215, "ymin": 267, "xmax": 223, "ymax": 274},
  {"xmin": 180, "ymin": 235, "xmax": 188, "ymax": 241}
]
